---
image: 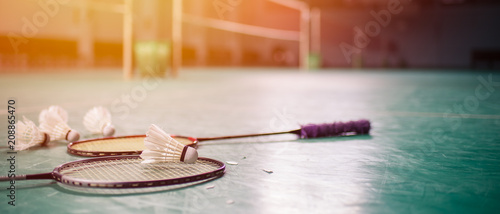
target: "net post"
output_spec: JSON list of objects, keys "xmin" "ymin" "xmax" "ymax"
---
[
  {"xmin": 123, "ymin": 0, "xmax": 134, "ymax": 80},
  {"xmin": 310, "ymin": 7, "xmax": 321, "ymax": 64},
  {"xmin": 171, "ymin": 0, "xmax": 183, "ymax": 78},
  {"xmin": 299, "ymin": 4, "xmax": 310, "ymax": 71}
]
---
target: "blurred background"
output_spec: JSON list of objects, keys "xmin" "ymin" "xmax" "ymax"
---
[
  {"xmin": 1, "ymin": 0, "xmax": 500, "ymax": 76},
  {"xmin": 1, "ymin": 2, "xmax": 500, "ymax": 212}
]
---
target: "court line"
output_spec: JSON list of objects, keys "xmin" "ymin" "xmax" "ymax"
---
[
  {"xmin": 3, "ymin": 106, "xmax": 499, "ymax": 120},
  {"xmin": 378, "ymin": 111, "xmax": 500, "ymax": 120}
]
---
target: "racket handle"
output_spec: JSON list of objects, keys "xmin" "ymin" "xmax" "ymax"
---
[
  {"xmin": 0, "ymin": 173, "xmax": 53, "ymax": 181},
  {"xmin": 299, "ymin": 119, "xmax": 371, "ymax": 139},
  {"xmin": 0, "ymin": 175, "xmax": 25, "ymax": 181}
]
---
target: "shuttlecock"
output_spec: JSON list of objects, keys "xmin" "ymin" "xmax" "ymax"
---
[
  {"xmin": 15, "ymin": 116, "xmax": 51, "ymax": 151},
  {"xmin": 140, "ymin": 124, "xmax": 198, "ymax": 164},
  {"xmin": 39, "ymin": 106, "xmax": 80, "ymax": 142},
  {"xmin": 39, "ymin": 105, "xmax": 68, "ymax": 124},
  {"xmin": 83, "ymin": 106, "xmax": 115, "ymax": 137}
]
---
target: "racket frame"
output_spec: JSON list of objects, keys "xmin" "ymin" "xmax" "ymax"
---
[
  {"xmin": 3, "ymin": 156, "xmax": 225, "ymax": 189},
  {"xmin": 67, "ymin": 135, "xmax": 199, "ymax": 157}
]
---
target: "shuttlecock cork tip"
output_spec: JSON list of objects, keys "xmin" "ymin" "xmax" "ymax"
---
[
  {"xmin": 103, "ymin": 125, "xmax": 115, "ymax": 137},
  {"xmin": 66, "ymin": 130, "xmax": 80, "ymax": 142},
  {"xmin": 181, "ymin": 146, "xmax": 198, "ymax": 164},
  {"xmin": 42, "ymin": 133, "xmax": 51, "ymax": 146}
]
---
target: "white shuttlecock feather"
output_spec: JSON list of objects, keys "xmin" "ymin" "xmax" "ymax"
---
[
  {"xmin": 15, "ymin": 116, "xmax": 51, "ymax": 151},
  {"xmin": 39, "ymin": 107, "xmax": 80, "ymax": 142},
  {"xmin": 140, "ymin": 124, "xmax": 198, "ymax": 164},
  {"xmin": 83, "ymin": 106, "xmax": 115, "ymax": 137},
  {"xmin": 39, "ymin": 105, "xmax": 68, "ymax": 125}
]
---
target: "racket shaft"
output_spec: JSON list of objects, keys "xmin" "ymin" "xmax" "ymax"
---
[{"xmin": 197, "ymin": 129, "xmax": 300, "ymax": 141}]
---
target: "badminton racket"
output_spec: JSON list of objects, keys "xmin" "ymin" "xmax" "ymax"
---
[
  {"xmin": 0, "ymin": 156, "xmax": 225, "ymax": 189},
  {"xmin": 67, "ymin": 119, "xmax": 370, "ymax": 157}
]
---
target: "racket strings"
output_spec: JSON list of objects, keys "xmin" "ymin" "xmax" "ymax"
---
[
  {"xmin": 70, "ymin": 137, "xmax": 146, "ymax": 152},
  {"xmin": 69, "ymin": 137, "xmax": 194, "ymax": 153},
  {"xmin": 58, "ymin": 158, "xmax": 220, "ymax": 183}
]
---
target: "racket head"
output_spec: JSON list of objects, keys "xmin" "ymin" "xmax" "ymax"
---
[
  {"xmin": 51, "ymin": 155, "xmax": 224, "ymax": 189},
  {"xmin": 67, "ymin": 135, "xmax": 199, "ymax": 157},
  {"xmin": 57, "ymin": 177, "xmax": 220, "ymax": 195}
]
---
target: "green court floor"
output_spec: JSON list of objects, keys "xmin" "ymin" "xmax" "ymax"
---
[{"xmin": 1, "ymin": 68, "xmax": 499, "ymax": 213}]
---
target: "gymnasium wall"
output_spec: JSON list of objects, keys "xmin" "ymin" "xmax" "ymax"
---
[{"xmin": 0, "ymin": 0, "xmax": 499, "ymax": 69}]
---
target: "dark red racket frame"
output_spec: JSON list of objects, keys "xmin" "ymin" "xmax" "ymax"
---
[{"xmin": 7, "ymin": 156, "xmax": 225, "ymax": 189}]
